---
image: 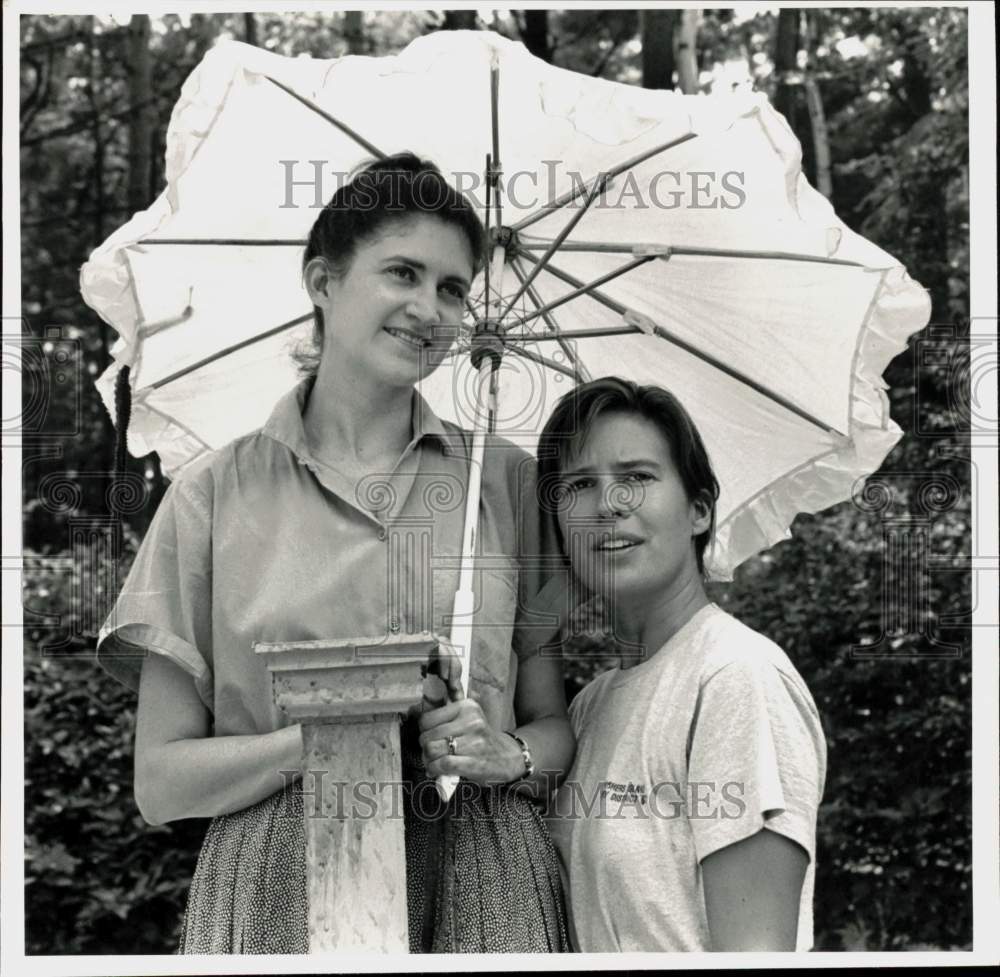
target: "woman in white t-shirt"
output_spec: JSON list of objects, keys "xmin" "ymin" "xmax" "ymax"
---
[{"xmin": 538, "ymin": 377, "xmax": 827, "ymax": 952}]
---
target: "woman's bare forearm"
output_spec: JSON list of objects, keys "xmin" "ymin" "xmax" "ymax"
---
[
  {"xmin": 702, "ymin": 830, "xmax": 807, "ymax": 950},
  {"xmin": 135, "ymin": 724, "xmax": 303, "ymax": 825},
  {"xmin": 512, "ymin": 715, "xmax": 575, "ymax": 801}
]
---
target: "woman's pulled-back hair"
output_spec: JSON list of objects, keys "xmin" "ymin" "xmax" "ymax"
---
[
  {"xmin": 536, "ymin": 376, "xmax": 721, "ymax": 576},
  {"xmin": 295, "ymin": 151, "xmax": 486, "ymax": 378}
]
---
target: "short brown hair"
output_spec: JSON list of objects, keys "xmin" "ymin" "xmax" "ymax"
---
[
  {"xmin": 296, "ymin": 152, "xmax": 485, "ymax": 377},
  {"xmin": 536, "ymin": 377, "xmax": 720, "ymax": 575}
]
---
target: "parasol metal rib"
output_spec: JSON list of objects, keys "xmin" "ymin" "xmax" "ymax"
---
[
  {"xmin": 504, "ymin": 343, "xmax": 580, "ymax": 380},
  {"xmin": 518, "ymin": 254, "xmax": 844, "ymax": 437},
  {"xmin": 504, "ymin": 325, "xmax": 642, "ymax": 341},
  {"xmin": 137, "ymin": 238, "xmax": 306, "ymax": 246},
  {"xmin": 516, "ymin": 239, "xmax": 867, "ymax": 269},
  {"xmin": 645, "ymin": 323, "xmax": 845, "ymax": 436},
  {"xmin": 499, "ymin": 172, "xmax": 609, "ymax": 320},
  {"xmin": 138, "ymin": 288, "xmax": 194, "ymax": 339},
  {"xmin": 264, "ymin": 75, "xmax": 386, "ymax": 160},
  {"xmin": 490, "ymin": 59, "xmax": 500, "ymax": 175},
  {"xmin": 509, "ymin": 257, "xmax": 591, "ymax": 383},
  {"xmin": 484, "ymin": 153, "xmax": 493, "ymax": 312},
  {"xmin": 511, "ymin": 131, "xmax": 698, "ymax": 234},
  {"xmin": 514, "ymin": 255, "xmax": 657, "ymax": 329},
  {"xmin": 150, "ymin": 312, "xmax": 313, "ymax": 391},
  {"xmin": 489, "ymin": 57, "xmax": 503, "ymax": 231},
  {"xmin": 517, "ymin": 249, "xmax": 633, "ymax": 319}
]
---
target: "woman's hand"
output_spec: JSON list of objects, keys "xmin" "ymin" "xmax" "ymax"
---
[
  {"xmin": 417, "ymin": 635, "xmax": 576, "ymax": 798},
  {"xmin": 420, "ymin": 637, "xmax": 465, "ymax": 710},
  {"xmin": 417, "ymin": 637, "xmax": 522, "ymax": 784},
  {"xmin": 406, "ymin": 638, "xmax": 464, "ymax": 722},
  {"xmin": 418, "ymin": 697, "xmax": 524, "ymax": 785}
]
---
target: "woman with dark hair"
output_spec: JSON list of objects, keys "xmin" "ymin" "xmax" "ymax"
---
[
  {"xmin": 98, "ymin": 153, "xmax": 572, "ymax": 953},
  {"xmin": 539, "ymin": 377, "xmax": 826, "ymax": 952}
]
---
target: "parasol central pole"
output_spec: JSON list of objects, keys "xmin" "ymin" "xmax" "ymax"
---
[{"xmin": 436, "ymin": 239, "xmax": 507, "ymax": 803}]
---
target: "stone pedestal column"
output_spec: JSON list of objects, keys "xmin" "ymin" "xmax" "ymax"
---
[{"xmin": 256, "ymin": 634, "xmax": 437, "ymax": 953}]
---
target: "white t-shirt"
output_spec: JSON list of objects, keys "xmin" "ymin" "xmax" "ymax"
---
[{"xmin": 548, "ymin": 603, "xmax": 827, "ymax": 952}]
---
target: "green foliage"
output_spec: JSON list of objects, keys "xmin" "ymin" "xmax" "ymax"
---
[
  {"xmin": 23, "ymin": 543, "xmax": 205, "ymax": 954},
  {"xmin": 821, "ymin": 8, "xmax": 969, "ymax": 324},
  {"xmin": 20, "ymin": 6, "xmax": 971, "ymax": 955},
  {"xmin": 714, "ymin": 502, "xmax": 971, "ymax": 951}
]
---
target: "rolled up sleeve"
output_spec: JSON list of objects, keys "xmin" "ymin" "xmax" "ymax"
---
[
  {"xmin": 97, "ymin": 476, "xmax": 214, "ymax": 712},
  {"xmin": 686, "ymin": 659, "xmax": 824, "ymax": 866}
]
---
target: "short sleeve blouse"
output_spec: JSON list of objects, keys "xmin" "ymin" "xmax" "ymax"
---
[{"xmin": 97, "ymin": 381, "xmax": 560, "ymax": 736}]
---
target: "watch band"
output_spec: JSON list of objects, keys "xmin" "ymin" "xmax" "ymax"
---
[{"xmin": 505, "ymin": 731, "xmax": 535, "ymax": 782}]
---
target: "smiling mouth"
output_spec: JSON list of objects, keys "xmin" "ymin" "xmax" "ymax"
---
[
  {"xmin": 384, "ymin": 326, "xmax": 430, "ymax": 350},
  {"xmin": 593, "ymin": 539, "xmax": 642, "ymax": 552}
]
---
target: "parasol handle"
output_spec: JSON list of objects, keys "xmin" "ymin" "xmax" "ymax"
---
[
  {"xmin": 436, "ymin": 351, "xmax": 498, "ymax": 803},
  {"xmin": 435, "ymin": 589, "xmax": 476, "ymax": 801}
]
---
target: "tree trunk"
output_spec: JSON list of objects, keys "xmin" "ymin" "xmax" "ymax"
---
[
  {"xmin": 773, "ymin": 8, "xmax": 800, "ymax": 124},
  {"xmin": 802, "ymin": 12, "xmax": 832, "ymax": 197},
  {"xmin": 441, "ymin": 11, "xmax": 477, "ymax": 31},
  {"xmin": 803, "ymin": 76, "xmax": 832, "ymax": 197},
  {"xmin": 149, "ymin": 127, "xmax": 160, "ymax": 201},
  {"xmin": 188, "ymin": 13, "xmax": 215, "ymax": 63},
  {"xmin": 86, "ymin": 17, "xmax": 109, "ymax": 371},
  {"xmin": 641, "ymin": 9, "xmax": 677, "ymax": 89},
  {"xmin": 773, "ymin": 8, "xmax": 815, "ymax": 181},
  {"xmin": 521, "ymin": 10, "xmax": 552, "ymax": 63},
  {"xmin": 126, "ymin": 15, "xmax": 153, "ymax": 216},
  {"xmin": 244, "ymin": 12, "xmax": 258, "ymax": 47},
  {"xmin": 87, "ymin": 18, "xmax": 115, "ymax": 509},
  {"xmin": 343, "ymin": 11, "xmax": 365, "ymax": 54},
  {"xmin": 126, "ymin": 14, "xmax": 160, "ymax": 527},
  {"xmin": 674, "ymin": 9, "xmax": 700, "ymax": 93}
]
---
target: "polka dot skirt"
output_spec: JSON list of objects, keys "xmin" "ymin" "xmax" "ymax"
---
[{"xmin": 178, "ymin": 725, "xmax": 569, "ymax": 954}]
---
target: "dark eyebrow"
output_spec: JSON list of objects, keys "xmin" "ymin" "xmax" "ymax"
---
[
  {"xmin": 561, "ymin": 458, "xmax": 663, "ymax": 476},
  {"xmin": 383, "ymin": 255, "xmax": 471, "ymax": 292}
]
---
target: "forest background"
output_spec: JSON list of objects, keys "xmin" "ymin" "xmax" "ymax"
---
[{"xmin": 17, "ymin": 5, "xmax": 973, "ymax": 954}]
